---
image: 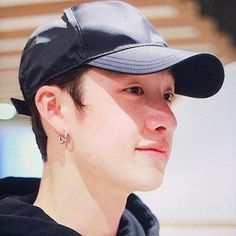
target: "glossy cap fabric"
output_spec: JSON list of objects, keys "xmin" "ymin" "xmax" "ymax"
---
[{"xmin": 11, "ymin": 1, "xmax": 224, "ymax": 115}]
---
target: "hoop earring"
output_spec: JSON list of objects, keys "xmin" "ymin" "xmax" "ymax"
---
[{"xmin": 59, "ymin": 129, "xmax": 68, "ymax": 144}]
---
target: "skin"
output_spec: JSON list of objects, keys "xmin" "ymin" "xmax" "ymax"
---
[{"xmin": 33, "ymin": 68, "xmax": 177, "ymax": 236}]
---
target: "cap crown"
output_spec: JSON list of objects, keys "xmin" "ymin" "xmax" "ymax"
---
[{"xmin": 19, "ymin": 1, "xmax": 166, "ymax": 106}]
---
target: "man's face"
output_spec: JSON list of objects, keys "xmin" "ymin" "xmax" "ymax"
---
[{"xmin": 65, "ymin": 68, "xmax": 177, "ymax": 193}]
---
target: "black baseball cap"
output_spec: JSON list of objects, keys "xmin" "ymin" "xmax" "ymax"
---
[{"xmin": 11, "ymin": 0, "xmax": 224, "ymax": 116}]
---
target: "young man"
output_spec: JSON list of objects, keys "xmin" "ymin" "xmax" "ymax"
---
[{"xmin": 0, "ymin": 1, "xmax": 224, "ymax": 235}]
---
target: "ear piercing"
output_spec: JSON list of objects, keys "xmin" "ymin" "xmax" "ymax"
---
[{"xmin": 59, "ymin": 129, "xmax": 68, "ymax": 144}]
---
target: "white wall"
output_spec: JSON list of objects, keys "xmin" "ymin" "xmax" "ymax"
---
[{"xmin": 0, "ymin": 118, "xmax": 42, "ymax": 177}]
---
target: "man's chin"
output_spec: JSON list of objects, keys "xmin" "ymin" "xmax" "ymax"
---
[{"xmin": 135, "ymin": 174, "xmax": 165, "ymax": 192}]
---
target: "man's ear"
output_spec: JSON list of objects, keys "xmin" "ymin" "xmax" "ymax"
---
[{"xmin": 35, "ymin": 85, "xmax": 65, "ymax": 134}]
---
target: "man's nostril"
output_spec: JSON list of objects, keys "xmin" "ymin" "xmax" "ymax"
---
[{"xmin": 155, "ymin": 126, "xmax": 166, "ymax": 132}]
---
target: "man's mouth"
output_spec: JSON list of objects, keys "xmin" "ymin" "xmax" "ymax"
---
[{"xmin": 135, "ymin": 143, "xmax": 168, "ymax": 159}]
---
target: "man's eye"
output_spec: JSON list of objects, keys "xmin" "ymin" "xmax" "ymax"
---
[
  {"xmin": 126, "ymin": 86, "xmax": 144, "ymax": 95},
  {"xmin": 164, "ymin": 92, "xmax": 175, "ymax": 102}
]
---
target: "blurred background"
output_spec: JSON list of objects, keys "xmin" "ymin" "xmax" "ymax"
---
[{"xmin": 0, "ymin": 0, "xmax": 235, "ymax": 235}]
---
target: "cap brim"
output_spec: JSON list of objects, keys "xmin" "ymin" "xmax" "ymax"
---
[{"xmin": 87, "ymin": 45, "xmax": 224, "ymax": 98}]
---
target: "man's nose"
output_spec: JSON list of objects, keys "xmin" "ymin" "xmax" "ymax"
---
[{"xmin": 144, "ymin": 103, "xmax": 177, "ymax": 135}]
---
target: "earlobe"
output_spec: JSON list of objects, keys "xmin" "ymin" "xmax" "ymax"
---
[{"xmin": 35, "ymin": 86, "xmax": 65, "ymax": 133}]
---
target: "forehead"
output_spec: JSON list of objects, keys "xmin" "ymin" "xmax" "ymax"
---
[{"xmin": 82, "ymin": 67, "xmax": 175, "ymax": 86}]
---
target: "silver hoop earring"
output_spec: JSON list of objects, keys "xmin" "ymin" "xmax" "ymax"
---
[{"xmin": 59, "ymin": 129, "xmax": 68, "ymax": 144}]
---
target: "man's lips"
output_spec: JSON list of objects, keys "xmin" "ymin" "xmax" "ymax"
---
[
  {"xmin": 136, "ymin": 148, "xmax": 166, "ymax": 153},
  {"xmin": 136, "ymin": 144, "xmax": 167, "ymax": 153},
  {"xmin": 135, "ymin": 143, "xmax": 169, "ymax": 159}
]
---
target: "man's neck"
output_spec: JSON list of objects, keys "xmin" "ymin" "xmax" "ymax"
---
[{"xmin": 33, "ymin": 162, "xmax": 129, "ymax": 236}]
